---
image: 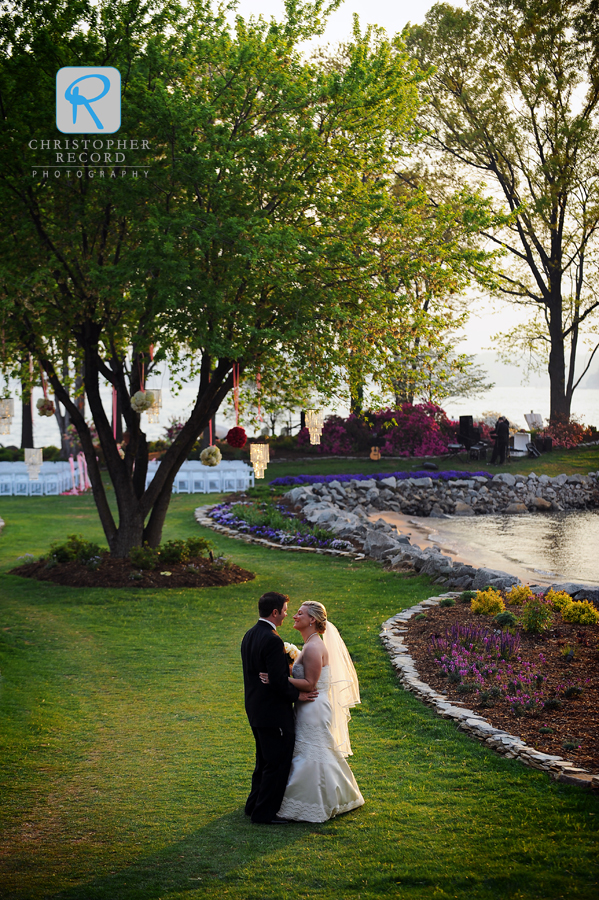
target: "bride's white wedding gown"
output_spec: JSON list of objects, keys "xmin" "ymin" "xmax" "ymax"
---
[{"xmin": 278, "ymin": 662, "xmax": 365, "ymax": 823}]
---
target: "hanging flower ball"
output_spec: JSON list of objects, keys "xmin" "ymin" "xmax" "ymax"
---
[
  {"xmin": 130, "ymin": 390, "xmax": 154, "ymax": 413},
  {"xmin": 200, "ymin": 445, "xmax": 222, "ymax": 467},
  {"xmin": 36, "ymin": 397, "xmax": 55, "ymax": 417},
  {"xmin": 226, "ymin": 426, "xmax": 247, "ymax": 448}
]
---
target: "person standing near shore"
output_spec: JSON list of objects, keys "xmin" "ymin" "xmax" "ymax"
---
[{"xmin": 490, "ymin": 416, "xmax": 510, "ymax": 465}]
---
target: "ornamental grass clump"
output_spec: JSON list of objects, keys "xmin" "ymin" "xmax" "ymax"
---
[
  {"xmin": 561, "ymin": 599, "xmax": 599, "ymax": 625},
  {"xmin": 519, "ymin": 596, "xmax": 553, "ymax": 633},
  {"xmin": 471, "ymin": 588, "xmax": 505, "ymax": 616},
  {"xmin": 505, "ymin": 584, "xmax": 534, "ymax": 605}
]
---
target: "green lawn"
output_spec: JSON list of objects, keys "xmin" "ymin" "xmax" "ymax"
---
[
  {"xmin": 262, "ymin": 444, "xmax": 599, "ymax": 482},
  {"xmin": 0, "ymin": 491, "xmax": 598, "ymax": 899}
]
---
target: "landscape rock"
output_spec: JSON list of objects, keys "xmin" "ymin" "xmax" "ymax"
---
[
  {"xmin": 454, "ymin": 500, "xmax": 475, "ymax": 516},
  {"xmin": 504, "ymin": 502, "xmax": 528, "ymax": 514}
]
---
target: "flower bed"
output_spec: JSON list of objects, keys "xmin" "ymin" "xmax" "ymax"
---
[
  {"xmin": 207, "ymin": 501, "xmax": 353, "ymax": 551},
  {"xmin": 271, "ymin": 469, "xmax": 492, "ymax": 487},
  {"xmin": 404, "ymin": 595, "xmax": 599, "ymax": 772}
]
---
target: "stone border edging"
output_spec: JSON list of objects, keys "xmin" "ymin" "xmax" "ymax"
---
[
  {"xmin": 194, "ymin": 505, "xmax": 364, "ymax": 559},
  {"xmin": 380, "ymin": 594, "xmax": 599, "ymax": 790}
]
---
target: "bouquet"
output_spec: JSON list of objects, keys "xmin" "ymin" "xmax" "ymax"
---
[
  {"xmin": 284, "ymin": 642, "xmax": 300, "ymax": 664},
  {"xmin": 36, "ymin": 397, "xmax": 55, "ymax": 417},
  {"xmin": 130, "ymin": 390, "xmax": 154, "ymax": 413},
  {"xmin": 200, "ymin": 445, "xmax": 222, "ymax": 467}
]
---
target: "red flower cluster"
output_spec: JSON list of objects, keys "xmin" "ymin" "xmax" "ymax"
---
[{"xmin": 226, "ymin": 426, "xmax": 247, "ymax": 448}]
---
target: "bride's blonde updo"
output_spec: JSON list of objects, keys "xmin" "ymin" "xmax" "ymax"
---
[{"xmin": 302, "ymin": 601, "xmax": 327, "ymax": 634}]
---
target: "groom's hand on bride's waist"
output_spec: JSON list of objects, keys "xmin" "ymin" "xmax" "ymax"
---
[{"xmin": 298, "ymin": 690, "xmax": 318, "ymax": 702}]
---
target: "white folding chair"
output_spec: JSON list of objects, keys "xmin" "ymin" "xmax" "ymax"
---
[
  {"xmin": 222, "ymin": 470, "xmax": 237, "ymax": 492},
  {"xmin": 175, "ymin": 472, "xmax": 191, "ymax": 494},
  {"xmin": 43, "ymin": 474, "xmax": 60, "ymax": 495},
  {"xmin": 0, "ymin": 474, "xmax": 12, "ymax": 495},
  {"xmin": 192, "ymin": 472, "xmax": 207, "ymax": 493},
  {"xmin": 206, "ymin": 470, "xmax": 223, "ymax": 492},
  {"xmin": 13, "ymin": 474, "xmax": 29, "ymax": 496},
  {"xmin": 29, "ymin": 479, "xmax": 44, "ymax": 496}
]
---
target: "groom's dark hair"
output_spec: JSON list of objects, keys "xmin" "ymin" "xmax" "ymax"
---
[{"xmin": 259, "ymin": 592, "xmax": 290, "ymax": 618}]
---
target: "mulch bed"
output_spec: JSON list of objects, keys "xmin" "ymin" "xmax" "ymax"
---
[
  {"xmin": 404, "ymin": 601, "xmax": 599, "ymax": 773},
  {"xmin": 10, "ymin": 555, "xmax": 255, "ymax": 589}
]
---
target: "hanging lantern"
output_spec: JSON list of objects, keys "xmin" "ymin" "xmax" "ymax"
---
[
  {"xmin": 146, "ymin": 389, "xmax": 162, "ymax": 423},
  {"xmin": 305, "ymin": 409, "xmax": 324, "ymax": 445},
  {"xmin": 0, "ymin": 398, "xmax": 14, "ymax": 435},
  {"xmin": 25, "ymin": 447, "xmax": 43, "ymax": 481},
  {"xmin": 250, "ymin": 442, "xmax": 270, "ymax": 479}
]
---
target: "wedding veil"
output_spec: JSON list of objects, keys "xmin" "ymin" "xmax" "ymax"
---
[{"xmin": 322, "ymin": 621, "xmax": 360, "ymax": 757}]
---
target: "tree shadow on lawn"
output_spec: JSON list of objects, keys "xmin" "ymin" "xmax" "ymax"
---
[{"xmin": 49, "ymin": 808, "xmax": 324, "ymax": 900}]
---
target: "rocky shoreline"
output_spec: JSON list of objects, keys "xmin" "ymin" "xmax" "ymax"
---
[{"xmin": 284, "ymin": 472, "xmax": 599, "ymax": 599}]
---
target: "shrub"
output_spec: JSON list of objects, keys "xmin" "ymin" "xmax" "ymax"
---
[
  {"xmin": 471, "ymin": 588, "xmax": 505, "ymax": 616},
  {"xmin": 439, "ymin": 597, "xmax": 455, "ymax": 607},
  {"xmin": 186, "ymin": 536, "xmax": 212, "ymax": 558},
  {"xmin": 460, "ymin": 590, "xmax": 477, "ymax": 603},
  {"xmin": 561, "ymin": 599, "xmax": 599, "ymax": 625},
  {"xmin": 494, "ymin": 610, "xmax": 517, "ymax": 628},
  {"xmin": 50, "ymin": 534, "xmax": 103, "ymax": 565},
  {"xmin": 545, "ymin": 589, "xmax": 573, "ymax": 612},
  {"xmin": 129, "ymin": 544, "xmax": 159, "ymax": 570},
  {"xmin": 505, "ymin": 584, "xmax": 534, "ymax": 606},
  {"xmin": 544, "ymin": 698, "xmax": 563, "ymax": 710},
  {"xmin": 519, "ymin": 596, "xmax": 553, "ymax": 633},
  {"xmin": 159, "ymin": 539, "xmax": 191, "ymax": 565}
]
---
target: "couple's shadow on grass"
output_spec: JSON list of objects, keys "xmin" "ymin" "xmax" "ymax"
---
[{"xmin": 50, "ymin": 808, "xmax": 332, "ymax": 900}]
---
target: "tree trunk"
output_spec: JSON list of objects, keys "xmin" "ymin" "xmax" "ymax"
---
[
  {"xmin": 547, "ymin": 291, "xmax": 570, "ymax": 423},
  {"xmin": 20, "ymin": 374, "xmax": 33, "ymax": 449}
]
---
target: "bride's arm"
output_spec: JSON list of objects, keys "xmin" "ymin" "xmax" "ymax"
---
[{"xmin": 288, "ymin": 644, "xmax": 322, "ymax": 692}]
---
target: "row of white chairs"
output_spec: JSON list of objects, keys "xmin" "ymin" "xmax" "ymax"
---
[
  {"xmin": 0, "ymin": 462, "xmax": 75, "ymax": 496},
  {"xmin": 0, "ymin": 459, "xmax": 254, "ymax": 497},
  {"xmin": 145, "ymin": 461, "xmax": 255, "ymax": 494}
]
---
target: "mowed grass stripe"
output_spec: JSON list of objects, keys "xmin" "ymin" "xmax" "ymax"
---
[{"xmin": 0, "ymin": 494, "xmax": 597, "ymax": 899}]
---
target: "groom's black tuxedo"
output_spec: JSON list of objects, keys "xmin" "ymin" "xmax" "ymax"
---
[{"xmin": 241, "ymin": 620, "xmax": 300, "ymax": 823}]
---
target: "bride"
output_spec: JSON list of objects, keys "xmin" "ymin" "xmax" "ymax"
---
[{"xmin": 260, "ymin": 601, "xmax": 364, "ymax": 823}]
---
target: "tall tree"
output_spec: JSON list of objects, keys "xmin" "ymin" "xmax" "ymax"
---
[
  {"xmin": 0, "ymin": 0, "xmax": 430, "ymax": 554},
  {"xmin": 408, "ymin": 0, "xmax": 599, "ymax": 422}
]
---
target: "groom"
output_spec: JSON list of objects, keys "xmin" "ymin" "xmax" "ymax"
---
[{"xmin": 241, "ymin": 591, "xmax": 317, "ymax": 824}]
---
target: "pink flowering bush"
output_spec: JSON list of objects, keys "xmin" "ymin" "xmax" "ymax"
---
[
  {"xmin": 297, "ymin": 404, "xmax": 455, "ymax": 456},
  {"xmin": 536, "ymin": 417, "xmax": 592, "ymax": 450}
]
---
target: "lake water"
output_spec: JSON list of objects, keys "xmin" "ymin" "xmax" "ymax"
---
[{"xmin": 427, "ymin": 509, "xmax": 599, "ymax": 586}]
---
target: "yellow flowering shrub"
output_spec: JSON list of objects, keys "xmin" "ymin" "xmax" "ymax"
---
[
  {"xmin": 545, "ymin": 589, "xmax": 573, "ymax": 612},
  {"xmin": 561, "ymin": 600, "xmax": 599, "ymax": 625},
  {"xmin": 471, "ymin": 588, "xmax": 505, "ymax": 616},
  {"xmin": 505, "ymin": 584, "xmax": 534, "ymax": 605}
]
